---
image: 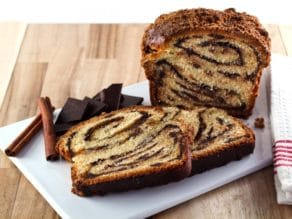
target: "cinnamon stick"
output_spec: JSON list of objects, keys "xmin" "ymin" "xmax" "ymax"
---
[
  {"xmin": 38, "ymin": 97, "xmax": 59, "ymax": 161},
  {"xmin": 5, "ymin": 97, "xmax": 55, "ymax": 156},
  {"xmin": 5, "ymin": 115, "xmax": 42, "ymax": 156}
]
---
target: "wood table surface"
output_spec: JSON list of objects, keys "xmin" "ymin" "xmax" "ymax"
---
[{"xmin": 0, "ymin": 24, "xmax": 292, "ymax": 219}]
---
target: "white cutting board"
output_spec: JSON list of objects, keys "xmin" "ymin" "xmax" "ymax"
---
[{"xmin": 0, "ymin": 69, "xmax": 272, "ymax": 219}]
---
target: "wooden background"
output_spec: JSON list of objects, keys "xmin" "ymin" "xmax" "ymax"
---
[{"xmin": 0, "ymin": 24, "xmax": 292, "ymax": 218}]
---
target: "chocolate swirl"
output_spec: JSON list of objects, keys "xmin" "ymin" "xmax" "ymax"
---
[
  {"xmin": 192, "ymin": 108, "xmax": 248, "ymax": 151},
  {"xmin": 153, "ymin": 59, "xmax": 245, "ymax": 110},
  {"xmin": 65, "ymin": 107, "xmax": 189, "ymax": 178},
  {"xmin": 150, "ymin": 34, "xmax": 261, "ymax": 115}
]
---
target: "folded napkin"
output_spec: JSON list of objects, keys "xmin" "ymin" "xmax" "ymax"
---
[{"xmin": 271, "ymin": 54, "xmax": 292, "ymax": 204}]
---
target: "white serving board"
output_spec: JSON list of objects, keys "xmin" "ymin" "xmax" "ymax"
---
[{"xmin": 0, "ymin": 69, "xmax": 272, "ymax": 219}]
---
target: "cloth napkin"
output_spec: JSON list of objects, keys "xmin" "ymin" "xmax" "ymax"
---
[{"xmin": 271, "ymin": 54, "xmax": 292, "ymax": 204}]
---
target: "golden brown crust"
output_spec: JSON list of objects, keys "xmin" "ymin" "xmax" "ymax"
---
[{"xmin": 142, "ymin": 8, "xmax": 270, "ymax": 66}]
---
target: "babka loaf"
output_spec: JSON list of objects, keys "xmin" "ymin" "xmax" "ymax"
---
[
  {"xmin": 142, "ymin": 8, "xmax": 271, "ymax": 118},
  {"xmin": 56, "ymin": 106, "xmax": 194, "ymax": 196},
  {"xmin": 56, "ymin": 106, "xmax": 255, "ymax": 195}
]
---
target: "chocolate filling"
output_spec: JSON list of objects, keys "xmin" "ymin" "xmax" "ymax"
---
[
  {"xmin": 66, "ymin": 132, "xmax": 77, "ymax": 157},
  {"xmin": 175, "ymin": 38, "xmax": 244, "ymax": 65},
  {"xmin": 158, "ymin": 35, "xmax": 261, "ymax": 109},
  {"xmin": 69, "ymin": 108, "xmax": 187, "ymax": 180},
  {"xmin": 75, "ymin": 113, "xmax": 151, "ymax": 155},
  {"xmin": 217, "ymin": 70, "xmax": 240, "ymax": 79},
  {"xmin": 155, "ymin": 60, "xmax": 245, "ymax": 110},
  {"xmin": 194, "ymin": 110, "xmax": 207, "ymax": 142},
  {"xmin": 216, "ymin": 117, "xmax": 224, "ymax": 125},
  {"xmin": 85, "ymin": 121, "xmax": 185, "ymax": 178},
  {"xmin": 84, "ymin": 116, "xmax": 124, "ymax": 141},
  {"xmin": 174, "ymin": 36, "xmax": 260, "ymax": 82},
  {"xmin": 208, "ymin": 34, "xmax": 225, "ymax": 39},
  {"xmin": 195, "ymin": 123, "xmax": 234, "ymax": 150},
  {"xmin": 193, "ymin": 111, "xmax": 235, "ymax": 151}
]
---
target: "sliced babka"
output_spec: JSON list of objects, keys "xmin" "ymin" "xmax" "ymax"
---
[
  {"xmin": 142, "ymin": 8, "xmax": 271, "ymax": 118},
  {"xmin": 56, "ymin": 106, "xmax": 195, "ymax": 196},
  {"xmin": 56, "ymin": 106, "xmax": 255, "ymax": 196},
  {"xmin": 189, "ymin": 107, "xmax": 255, "ymax": 175}
]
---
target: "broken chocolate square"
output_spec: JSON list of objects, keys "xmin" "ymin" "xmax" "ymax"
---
[
  {"xmin": 83, "ymin": 97, "xmax": 107, "ymax": 119},
  {"xmin": 55, "ymin": 83, "xmax": 145, "ymax": 137},
  {"xmin": 56, "ymin": 98, "xmax": 89, "ymax": 123},
  {"xmin": 92, "ymin": 83, "xmax": 122, "ymax": 111},
  {"xmin": 54, "ymin": 123, "xmax": 76, "ymax": 136},
  {"xmin": 119, "ymin": 94, "xmax": 144, "ymax": 108},
  {"xmin": 92, "ymin": 91, "xmax": 105, "ymax": 102}
]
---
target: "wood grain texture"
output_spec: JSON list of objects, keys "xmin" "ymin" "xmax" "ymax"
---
[
  {"xmin": 279, "ymin": 25, "xmax": 292, "ymax": 55},
  {"xmin": 0, "ymin": 24, "xmax": 291, "ymax": 219},
  {"xmin": 0, "ymin": 168, "xmax": 21, "ymax": 218},
  {"xmin": 0, "ymin": 22, "xmax": 27, "ymax": 109},
  {"xmin": 264, "ymin": 24, "xmax": 287, "ymax": 55}
]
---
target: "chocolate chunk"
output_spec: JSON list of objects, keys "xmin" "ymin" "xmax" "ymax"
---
[
  {"xmin": 56, "ymin": 98, "xmax": 89, "ymax": 123},
  {"xmin": 119, "ymin": 94, "xmax": 144, "ymax": 108},
  {"xmin": 55, "ymin": 83, "xmax": 144, "ymax": 137},
  {"xmin": 54, "ymin": 123, "xmax": 76, "ymax": 136},
  {"xmin": 83, "ymin": 97, "xmax": 107, "ymax": 119},
  {"xmin": 254, "ymin": 117, "xmax": 265, "ymax": 129},
  {"xmin": 93, "ymin": 83, "xmax": 122, "ymax": 111},
  {"xmin": 92, "ymin": 92, "xmax": 104, "ymax": 102}
]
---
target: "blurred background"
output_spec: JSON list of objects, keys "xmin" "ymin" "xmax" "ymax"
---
[{"xmin": 0, "ymin": 0, "xmax": 291, "ymax": 23}]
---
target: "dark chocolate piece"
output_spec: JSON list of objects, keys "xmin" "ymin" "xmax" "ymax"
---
[
  {"xmin": 55, "ymin": 123, "xmax": 76, "ymax": 136},
  {"xmin": 254, "ymin": 117, "xmax": 265, "ymax": 128},
  {"xmin": 93, "ymin": 84, "xmax": 122, "ymax": 111},
  {"xmin": 119, "ymin": 94, "xmax": 144, "ymax": 108},
  {"xmin": 83, "ymin": 97, "xmax": 107, "ymax": 119},
  {"xmin": 55, "ymin": 83, "xmax": 145, "ymax": 137},
  {"xmin": 92, "ymin": 92, "xmax": 104, "ymax": 102},
  {"xmin": 56, "ymin": 98, "xmax": 89, "ymax": 123},
  {"xmin": 218, "ymin": 70, "xmax": 240, "ymax": 79}
]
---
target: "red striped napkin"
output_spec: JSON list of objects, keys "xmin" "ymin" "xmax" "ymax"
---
[
  {"xmin": 274, "ymin": 140, "xmax": 292, "ymax": 171},
  {"xmin": 271, "ymin": 55, "xmax": 292, "ymax": 204}
]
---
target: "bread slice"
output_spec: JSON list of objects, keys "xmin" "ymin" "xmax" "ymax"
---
[
  {"xmin": 141, "ymin": 8, "xmax": 271, "ymax": 118},
  {"xmin": 56, "ymin": 106, "xmax": 194, "ymax": 196},
  {"xmin": 56, "ymin": 105, "xmax": 255, "ymax": 195},
  {"xmin": 158, "ymin": 106, "xmax": 254, "ymax": 175},
  {"xmin": 188, "ymin": 108, "xmax": 255, "ymax": 175}
]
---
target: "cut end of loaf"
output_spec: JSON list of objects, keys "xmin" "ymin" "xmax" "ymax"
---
[{"xmin": 142, "ymin": 8, "xmax": 271, "ymax": 118}]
